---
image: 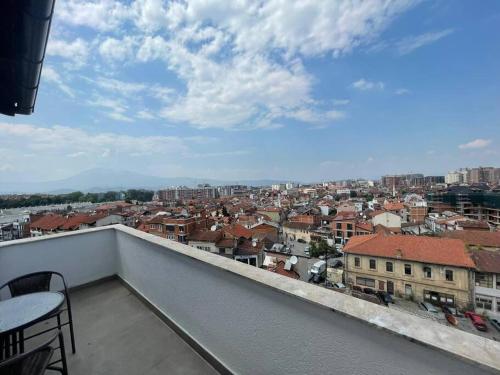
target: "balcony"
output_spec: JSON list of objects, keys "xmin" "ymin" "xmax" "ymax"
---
[{"xmin": 1, "ymin": 225, "xmax": 499, "ymax": 374}]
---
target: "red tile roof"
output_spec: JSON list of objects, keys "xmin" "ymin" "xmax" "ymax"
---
[
  {"xmin": 440, "ymin": 230, "xmax": 500, "ymax": 248},
  {"xmin": 344, "ymin": 234, "xmax": 475, "ymax": 268},
  {"xmin": 188, "ymin": 230, "xmax": 222, "ymax": 243},
  {"xmin": 469, "ymin": 250, "xmax": 500, "ymax": 273},
  {"xmin": 222, "ymin": 223, "xmax": 253, "ymax": 239},
  {"xmin": 271, "ymin": 261, "xmax": 300, "ymax": 279},
  {"xmin": 31, "ymin": 214, "xmax": 66, "ymax": 231},
  {"xmin": 384, "ymin": 202, "xmax": 404, "ymax": 211},
  {"xmin": 355, "ymin": 222, "xmax": 373, "ymax": 233}
]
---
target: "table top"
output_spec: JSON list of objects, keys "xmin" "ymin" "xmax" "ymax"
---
[{"xmin": 0, "ymin": 292, "xmax": 64, "ymax": 334}]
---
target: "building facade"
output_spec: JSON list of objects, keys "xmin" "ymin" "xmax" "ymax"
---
[{"xmin": 344, "ymin": 235, "xmax": 475, "ymax": 309}]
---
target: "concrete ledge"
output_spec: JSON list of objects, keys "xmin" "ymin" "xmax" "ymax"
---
[
  {"xmin": 114, "ymin": 225, "xmax": 500, "ymax": 373},
  {"xmin": 2, "ymin": 225, "xmax": 499, "ymax": 372}
]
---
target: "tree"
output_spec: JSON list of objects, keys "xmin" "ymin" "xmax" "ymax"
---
[
  {"xmin": 222, "ymin": 206, "xmax": 229, "ymax": 217},
  {"xmin": 310, "ymin": 239, "xmax": 338, "ymax": 258}
]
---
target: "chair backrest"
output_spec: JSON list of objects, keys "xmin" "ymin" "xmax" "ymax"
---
[
  {"xmin": 7, "ymin": 272, "xmax": 53, "ymax": 297},
  {"xmin": 0, "ymin": 332, "xmax": 57, "ymax": 374}
]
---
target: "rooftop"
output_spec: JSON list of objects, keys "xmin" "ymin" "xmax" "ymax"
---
[
  {"xmin": 1, "ymin": 226, "xmax": 499, "ymax": 374},
  {"xmin": 64, "ymin": 279, "xmax": 217, "ymax": 375},
  {"xmin": 344, "ymin": 233, "xmax": 476, "ymax": 268}
]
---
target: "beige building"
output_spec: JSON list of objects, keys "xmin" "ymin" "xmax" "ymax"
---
[
  {"xmin": 283, "ymin": 221, "xmax": 315, "ymax": 243},
  {"xmin": 344, "ymin": 234, "xmax": 475, "ymax": 309}
]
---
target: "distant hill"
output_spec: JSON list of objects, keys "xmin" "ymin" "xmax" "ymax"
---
[{"xmin": 0, "ymin": 168, "xmax": 288, "ymax": 194}]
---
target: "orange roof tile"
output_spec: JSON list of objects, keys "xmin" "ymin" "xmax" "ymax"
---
[
  {"xmin": 344, "ymin": 234, "xmax": 475, "ymax": 268},
  {"xmin": 440, "ymin": 230, "xmax": 500, "ymax": 248}
]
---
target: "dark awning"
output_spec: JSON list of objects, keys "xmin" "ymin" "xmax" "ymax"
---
[{"xmin": 0, "ymin": 0, "xmax": 56, "ymax": 116}]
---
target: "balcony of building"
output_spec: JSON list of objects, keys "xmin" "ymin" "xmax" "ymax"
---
[{"xmin": 0, "ymin": 225, "xmax": 499, "ymax": 375}]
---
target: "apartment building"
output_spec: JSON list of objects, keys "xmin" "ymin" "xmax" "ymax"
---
[
  {"xmin": 157, "ymin": 186, "xmax": 219, "ymax": 202},
  {"xmin": 148, "ymin": 215, "xmax": 207, "ymax": 243},
  {"xmin": 427, "ymin": 187, "xmax": 500, "ymax": 227},
  {"xmin": 344, "ymin": 234, "xmax": 475, "ymax": 309},
  {"xmin": 469, "ymin": 251, "xmax": 500, "ymax": 318}
]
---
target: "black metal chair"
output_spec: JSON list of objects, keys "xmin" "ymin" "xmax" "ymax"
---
[
  {"xmin": 0, "ymin": 330, "xmax": 67, "ymax": 375},
  {"xmin": 0, "ymin": 272, "xmax": 76, "ymax": 354}
]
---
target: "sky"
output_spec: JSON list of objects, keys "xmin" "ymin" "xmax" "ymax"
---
[{"xmin": 1, "ymin": 0, "xmax": 499, "ymax": 183}]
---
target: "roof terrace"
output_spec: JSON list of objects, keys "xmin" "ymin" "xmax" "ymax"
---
[{"xmin": 1, "ymin": 225, "xmax": 499, "ymax": 374}]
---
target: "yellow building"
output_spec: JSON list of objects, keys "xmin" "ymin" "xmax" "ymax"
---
[{"xmin": 344, "ymin": 234, "xmax": 475, "ymax": 309}]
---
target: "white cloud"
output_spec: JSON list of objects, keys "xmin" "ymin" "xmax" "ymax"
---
[
  {"xmin": 87, "ymin": 96, "xmax": 133, "ymax": 122},
  {"xmin": 92, "ymin": 77, "xmax": 147, "ymax": 94},
  {"xmin": 53, "ymin": 0, "xmax": 419, "ymax": 130},
  {"xmin": 56, "ymin": 0, "xmax": 133, "ymax": 32},
  {"xmin": 0, "ymin": 122, "xmax": 190, "ymax": 158},
  {"xmin": 46, "ymin": 38, "xmax": 90, "ymax": 69},
  {"xmin": 159, "ymin": 49, "xmax": 315, "ymax": 129},
  {"xmin": 396, "ymin": 29, "xmax": 454, "ymax": 55},
  {"xmin": 136, "ymin": 110, "xmax": 156, "ymax": 120},
  {"xmin": 395, "ymin": 88, "xmax": 411, "ymax": 95},
  {"xmin": 43, "ymin": 66, "xmax": 75, "ymax": 97},
  {"xmin": 351, "ymin": 79, "xmax": 385, "ymax": 91},
  {"xmin": 180, "ymin": 0, "xmax": 418, "ymax": 57},
  {"xmin": 458, "ymin": 139, "xmax": 491, "ymax": 150},
  {"xmin": 99, "ymin": 36, "xmax": 138, "ymax": 62}
]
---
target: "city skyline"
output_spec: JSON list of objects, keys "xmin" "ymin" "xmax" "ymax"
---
[{"xmin": 2, "ymin": 0, "xmax": 500, "ymax": 182}]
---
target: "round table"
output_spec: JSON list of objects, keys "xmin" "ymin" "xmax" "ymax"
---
[{"xmin": 0, "ymin": 292, "xmax": 64, "ymax": 358}]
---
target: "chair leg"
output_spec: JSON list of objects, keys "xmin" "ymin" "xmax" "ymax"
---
[
  {"xmin": 66, "ymin": 306, "xmax": 76, "ymax": 354},
  {"xmin": 58, "ymin": 330, "xmax": 68, "ymax": 375}
]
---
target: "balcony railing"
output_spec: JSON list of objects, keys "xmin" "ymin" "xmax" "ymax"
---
[{"xmin": 1, "ymin": 225, "xmax": 499, "ymax": 374}]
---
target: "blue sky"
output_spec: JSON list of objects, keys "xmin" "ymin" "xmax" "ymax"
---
[{"xmin": 1, "ymin": 0, "xmax": 499, "ymax": 182}]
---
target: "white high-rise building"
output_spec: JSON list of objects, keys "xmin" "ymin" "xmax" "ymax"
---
[{"xmin": 445, "ymin": 171, "xmax": 461, "ymax": 184}]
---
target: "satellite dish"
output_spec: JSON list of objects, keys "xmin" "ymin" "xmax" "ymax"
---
[{"xmin": 290, "ymin": 256, "xmax": 298, "ymax": 265}]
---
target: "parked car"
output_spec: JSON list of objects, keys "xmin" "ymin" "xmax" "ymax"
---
[
  {"xmin": 419, "ymin": 302, "xmax": 439, "ymax": 313},
  {"xmin": 363, "ymin": 288, "xmax": 375, "ymax": 295},
  {"xmin": 442, "ymin": 305, "xmax": 462, "ymax": 317},
  {"xmin": 333, "ymin": 282, "xmax": 346, "ymax": 289},
  {"xmin": 376, "ymin": 291, "xmax": 394, "ymax": 306},
  {"xmin": 309, "ymin": 260, "xmax": 326, "ymax": 276},
  {"xmin": 489, "ymin": 318, "xmax": 500, "ymax": 332},
  {"xmin": 297, "ymin": 238, "xmax": 306, "ymax": 243},
  {"xmin": 330, "ymin": 259, "xmax": 343, "ymax": 268},
  {"xmin": 464, "ymin": 311, "xmax": 488, "ymax": 332},
  {"xmin": 312, "ymin": 273, "xmax": 324, "ymax": 284},
  {"xmin": 352, "ymin": 285, "xmax": 363, "ymax": 292},
  {"xmin": 304, "ymin": 246, "xmax": 310, "ymax": 256}
]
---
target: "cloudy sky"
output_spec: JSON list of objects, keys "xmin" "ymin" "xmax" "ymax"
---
[{"xmin": 2, "ymin": 0, "xmax": 499, "ymax": 182}]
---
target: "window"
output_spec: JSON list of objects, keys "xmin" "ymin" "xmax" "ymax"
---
[
  {"xmin": 475, "ymin": 273, "xmax": 493, "ymax": 288},
  {"xmin": 445, "ymin": 269, "xmax": 454, "ymax": 282},
  {"xmin": 347, "ymin": 223, "xmax": 353, "ymax": 231},
  {"xmin": 354, "ymin": 257, "xmax": 360, "ymax": 267},
  {"xmin": 356, "ymin": 277, "xmax": 375, "ymax": 288},
  {"xmin": 475, "ymin": 296, "xmax": 493, "ymax": 310},
  {"xmin": 369, "ymin": 259, "xmax": 376, "ymax": 270},
  {"xmin": 497, "ymin": 274, "xmax": 500, "ymax": 289},
  {"xmin": 347, "ymin": 232, "xmax": 353, "ymax": 238},
  {"xmin": 404, "ymin": 264, "xmax": 412, "ymax": 275},
  {"xmin": 336, "ymin": 223, "xmax": 342, "ymax": 229},
  {"xmin": 336, "ymin": 231, "xmax": 343, "ymax": 237},
  {"xmin": 423, "ymin": 266, "xmax": 432, "ymax": 278},
  {"xmin": 386, "ymin": 262, "xmax": 393, "ymax": 272}
]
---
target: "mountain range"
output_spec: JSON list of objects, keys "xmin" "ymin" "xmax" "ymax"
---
[{"xmin": 0, "ymin": 168, "xmax": 288, "ymax": 194}]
